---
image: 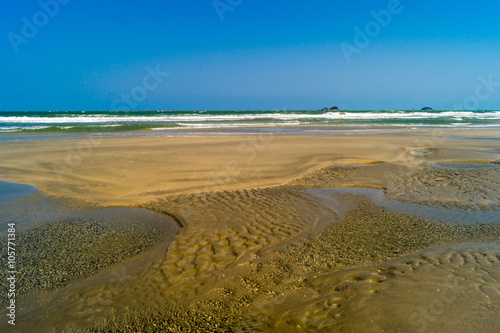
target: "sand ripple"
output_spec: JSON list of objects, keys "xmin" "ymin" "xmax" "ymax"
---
[
  {"xmin": 290, "ymin": 158, "xmax": 500, "ymax": 213},
  {"xmin": 3, "ymin": 162, "xmax": 500, "ymax": 332},
  {"xmin": 249, "ymin": 244, "xmax": 500, "ymax": 332},
  {"xmin": 8, "ymin": 186, "xmax": 339, "ymax": 331},
  {"xmin": 386, "ymin": 164, "xmax": 500, "ymax": 211}
]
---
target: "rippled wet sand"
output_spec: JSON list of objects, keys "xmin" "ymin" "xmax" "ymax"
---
[
  {"xmin": 0, "ymin": 135, "xmax": 499, "ymax": 332},
  {"xmin": 252, "ymin": 244, "xmax": 500, "ymax": 332},
  {"xmin": 3, "ymin": 186, "xmax": 499, "ymax": 332}
]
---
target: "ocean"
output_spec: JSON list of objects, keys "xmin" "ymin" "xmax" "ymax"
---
[{"xmin": 1, "ymin": 110, "xmax": 499, "ymax": 137}]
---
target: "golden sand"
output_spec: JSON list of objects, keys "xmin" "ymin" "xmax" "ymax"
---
[
  {"xmin": 0, "ymin": 128, "xmax": 499, "ymax": 332},
  {"xmin": 0, "ymin": 129, "xmax": 498, "ymax": 205}
]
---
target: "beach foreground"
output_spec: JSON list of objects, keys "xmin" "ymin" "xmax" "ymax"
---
[{"xmin": 1, "ymin": 128, "xmax": 499, "ymax": 332}]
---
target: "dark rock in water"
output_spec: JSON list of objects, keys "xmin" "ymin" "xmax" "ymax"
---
[
  {"xmin": 421, "ymin": 107, "xmax": 434, "ymax": 111},
  {"xmin": 322, "ymin": 106, "xmax": 340, "ymax": 111}
]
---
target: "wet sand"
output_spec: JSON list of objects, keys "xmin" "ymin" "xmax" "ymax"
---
[
  {"xmin": 0, "ymin": 128, "xmax": 499, "ymax": 332},
  {"xmin": 0, "ymin": 208, "xmax": 179, "ymax": 298}
]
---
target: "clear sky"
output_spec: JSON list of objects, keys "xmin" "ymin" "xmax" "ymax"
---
[{"xmin": 1, "ymin": 0, "xmax": 499, "ymax": 111}]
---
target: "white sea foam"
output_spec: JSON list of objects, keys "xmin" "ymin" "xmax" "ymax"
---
[{"xmin": 1, "ymin": 111, "xmax": 500, "ymax": 124}]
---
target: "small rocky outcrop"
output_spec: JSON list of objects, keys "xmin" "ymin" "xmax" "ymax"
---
[{"xmin": 322, "ymin": 106, "xmax": 340, "ymax": 111}]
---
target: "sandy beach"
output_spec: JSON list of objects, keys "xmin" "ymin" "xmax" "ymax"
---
[
  {"xmin": 4, "ymin": 0, "xmax": 500, "ymax": 330},
  {"xmin": 1, "ymin": 128, "xmax": 499, "ymax": 205},
  {"xmin": 1, "ymin": 128, "xmax": 499, "ymax": 332}
]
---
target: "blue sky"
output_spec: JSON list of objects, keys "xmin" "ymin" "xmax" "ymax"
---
[{"xmin": 1, "ymin": 0, "xmax": 499, "ymax": 111}]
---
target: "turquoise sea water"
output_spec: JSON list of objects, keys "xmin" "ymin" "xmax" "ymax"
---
[{"xmin": 0, "ymin": 110, "xmax": 499, "ymax": 136}]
